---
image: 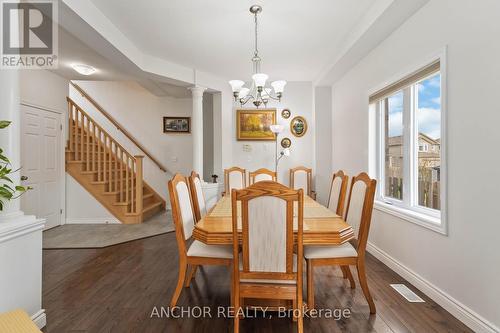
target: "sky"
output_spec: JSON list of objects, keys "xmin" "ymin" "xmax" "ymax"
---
[{"xmin": 388, "ymin": 73, "xmax": 441, "ymax": 139}]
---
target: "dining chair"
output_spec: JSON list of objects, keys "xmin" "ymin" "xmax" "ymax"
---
[
  {"xmin": 223, "ymin": 166, "xmax": 246, "ymax": 196},
  {"xmin": 168, "ymin": 173, "xmax": 232, "ymax": 307},
  {"xmin": 189, "ymin": 171, "xmax": 207, "ymax": 222},
  {"xmin": 248, "ymin": 168, "xmax": 277, "ymax": 185},
  {"xmin": 304, "ymin": 172, "xmax": 377, "ymax": 314},
  {"xmin": 289, "ymin": 166, "xmax": 313, "ymax": 197},
  {"xmin": 231, "ymin": 181, "xmax": 304, "ymax": 333},
  {"xmin": 327, "ymin": 170, "xmax": 349, "ymax": 216}
]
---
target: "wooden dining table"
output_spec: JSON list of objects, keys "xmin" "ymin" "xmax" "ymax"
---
[{"xmin": 193, "ymin": 195, "xmax": 355, "ymax": 246}]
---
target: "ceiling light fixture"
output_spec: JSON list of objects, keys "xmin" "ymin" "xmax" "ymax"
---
[
  {"xmin": 72, "ymin": 64, "xmax": 97, "ymax": 76},
  {"xmin": 229, "ymin": 5, "xmax": 286, "ymax": 108}
]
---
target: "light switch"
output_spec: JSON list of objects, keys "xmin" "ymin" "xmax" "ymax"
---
[{"xmin": 242, "ymin": 144, "xmax": 252, "ymax": 152}]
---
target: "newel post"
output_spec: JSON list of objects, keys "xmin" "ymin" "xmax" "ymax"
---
[{"xmin": 135, "ymin": 155, "xmax": 144, "ymax": 217}]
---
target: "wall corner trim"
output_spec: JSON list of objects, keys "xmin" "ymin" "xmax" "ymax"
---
[{"xmin": 367, "ymin": 242, "xmax": 499, "ymax": 333}]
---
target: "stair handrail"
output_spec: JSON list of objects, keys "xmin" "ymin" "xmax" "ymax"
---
[{"xmin": 70, "ymin": 81, "xmax": 168, "ymax": 173}]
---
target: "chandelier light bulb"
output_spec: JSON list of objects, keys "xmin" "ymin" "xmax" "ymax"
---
[
  {"xmin": 252, "ymin": 73, "xmax": 269, "ymax": 87},
  {"xmin": 238, "ymin": 87, "xmax": 250, "ymax": 99},
  {"xmin": 229, "ymin": 80, "xmax": 245, "ymax": 92},
  {"xmin": 271, "ymin": 80, "xmax": 287, "ymax": 94}
]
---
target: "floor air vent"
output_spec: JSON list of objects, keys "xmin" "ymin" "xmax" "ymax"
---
[{"xmin": 390, "ymin": 284, "xmax": 425, "ymax": 302}]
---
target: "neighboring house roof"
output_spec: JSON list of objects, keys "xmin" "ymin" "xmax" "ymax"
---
[
  {"xmin": 388, "ymin": 133, "xmax": 440, "ymax": 147},
  {"xmin": 419, "ymin": 132, "xmax": 440, "ymax": 145}
]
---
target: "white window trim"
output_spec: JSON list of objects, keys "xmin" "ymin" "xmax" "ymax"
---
[{"xmin": 369, "ymin": 47, "xmax": 448, "ymax": 235}]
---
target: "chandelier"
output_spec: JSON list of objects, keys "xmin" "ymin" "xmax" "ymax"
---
[{"xmin": 229, "ymin": 5, "xmax": 286, "ymax": 108}]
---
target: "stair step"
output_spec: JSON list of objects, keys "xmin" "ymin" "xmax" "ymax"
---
[
  {"xmin": 91, "ymin": 178, "xmax": 137, "ymax": 185},
  {"xmin": 81, "ymin": 170, "xmax": 128, "ymax": 175},
  {"xmin": 112, "ymin": 193, "xmax": 154, "ymax": 206},
  {"xmin": 125, "ymin": 201, "xmax": 163, "ymax": 217},
  {"xmin": 142, "ymin": 201, "xmax": 163, "ymax": 214}
]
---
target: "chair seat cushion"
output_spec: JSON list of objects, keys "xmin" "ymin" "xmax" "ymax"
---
[
  {"xmin": 304, "ymin": 242, "xmax": 357, "ymax": 259},
  {"xmin": 239, "ymin": 253, "xmax": 297, "ymax": 284},
  {"xmin": 187, "ymin": 240, "xmax": 233, "ymax": 259}
]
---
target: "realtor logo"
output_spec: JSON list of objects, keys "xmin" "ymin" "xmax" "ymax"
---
[{"xmin": 1, "ymin": 0, "xmax": 58, "ymax": 69}]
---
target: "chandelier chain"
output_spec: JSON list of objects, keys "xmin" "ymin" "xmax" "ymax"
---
[{"xmin": 254, "ymin": 11, "xmax": 259, "ymax": 57}]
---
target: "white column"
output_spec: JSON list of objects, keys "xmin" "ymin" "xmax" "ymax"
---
[
  {"xmin": 0, "ymin": 70, "xmax": 45, "ymax": 328},
  {"xmin": 0, "ymin": 70, "xmax": 23, "ymax": 220},
  {"xmin": 189, "ymin": 86, "xmax": 206, "ymax": 179}
]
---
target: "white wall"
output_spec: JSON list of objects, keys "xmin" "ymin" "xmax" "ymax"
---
[
  {"xmin": 70, "ymin": 81, "xmax": 192, "ymax": 202},
  {"xmin": 20, "ymin": 70, "xmax": 69, "ymax": 113},
  {"xmin": 230, "ymin": 82, "xmax": 315, "ymax": 187},
  {"xmin": 314, "ymin": 86, "xmax": 333, "ymax": 205},
  {"xmin": 65, "ymin": 176, "xmax": 119, "ymax": 224},
  {"xmin": 330, "ymin": 0, "xmax": 500, "ymax": 331}
]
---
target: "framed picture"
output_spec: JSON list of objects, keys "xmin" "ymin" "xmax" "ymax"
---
[
  {"xmin": 163, "ymin": 117, "xmax": 190, "ymax": 133},
  {"xmin": 290, "ymin": 116, "xmax": 307, "ymax": 137},
  {"xmin": 281, "ymin": 137, "xmax": 291, "ymax": 148},
  {"xmin": 281, "ymin": 108, "xmax": 291, "ymax": 119},
  {"xmin": 236, "ymin": 109, "xmax": 276, "ymax": 141}
]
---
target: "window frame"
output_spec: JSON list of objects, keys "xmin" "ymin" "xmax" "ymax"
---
[{"xmin": 370, "ymin": 50, "xmax": 447, "ymax": 235}]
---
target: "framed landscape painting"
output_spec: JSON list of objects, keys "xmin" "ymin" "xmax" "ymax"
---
[
  {"xmin": 163, "ymin": 117, "xmax": 190, "ymax": 133},
  {"xmin": 236, "ymin": 109, "xmax": 276, "ymax": 141}
]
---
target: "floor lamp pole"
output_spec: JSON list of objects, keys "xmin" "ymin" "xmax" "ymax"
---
[{"xmin": 275, "ymin": 134, "xmax": 278, "ymax": 175}]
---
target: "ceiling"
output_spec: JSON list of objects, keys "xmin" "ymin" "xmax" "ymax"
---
[
  {"xmin": 88, "ymin": 0, "xmax": 377, "ymax": 81},
  {"xmin": 54, "ymin": 27, "xmax": 191, "ymax": 97}
]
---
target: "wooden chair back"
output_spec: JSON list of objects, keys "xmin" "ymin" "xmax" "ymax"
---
[
  {"xmin": 289, "ymin": 166, "xmax": 312, "ymax": 196},
  {"xmin": 327, "ymin": 170, "xmax": 348, "ymax": 216},
  {"xmin": 189, "ymin": 171, "xmax": 207, "ymax": 222},
  {"xmin": 249, "ymin": 168, "xmax": 277, "ymax": 185},
  {"xmin": 344, "ymin": 172, "xmax": 377, "ymax": 257},
  {"xmin": 232, "ymin": 181, "xmax": 304, "ymax": 283},
  {"xmin": 224, "ymin": 167, "xmax": 246, "ymax": 194},
  {"xmin": 168, "ymin": 173, "xmax": 196, "ymax": 256}
]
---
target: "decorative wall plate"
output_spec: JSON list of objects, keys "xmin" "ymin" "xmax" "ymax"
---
[
  {"xmin": 290, "ymin": 116, "xmax": 307, "ymax": 137},
  {"xmin": 281, "ymin": 137, "xmax": 291, "ymax": 148},
  {"xmin": 281, "ymin": 108, "xmax": 291, "ymax": 119}
]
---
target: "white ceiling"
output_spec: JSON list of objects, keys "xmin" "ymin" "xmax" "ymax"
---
[
  {"xmin": 88, "ymin": 0, "xmax": 376, "ymax": 81},
  {"xmin": 54, "ymin": 27, "xmax": 191, "ymax": 97},
  {"xmin": 55, "ymin": 27, "xmax": 132, "ymax": 81}
]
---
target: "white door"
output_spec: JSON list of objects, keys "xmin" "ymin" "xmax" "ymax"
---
[{"xmin": 20, "ymin": 104, "xmax": 63, "ymax": 230}]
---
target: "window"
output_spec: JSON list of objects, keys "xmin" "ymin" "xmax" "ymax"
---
[
  {"xmin": 371, "ymin": 59, "xmax": 445, "ymax": 231},
  {"xmin": 384, "ymin": 91, "xmax": 404, "ymax": 200},
  {"xmin": 416, "ymin": 74, "xmax": 441, "ymax": 210}
]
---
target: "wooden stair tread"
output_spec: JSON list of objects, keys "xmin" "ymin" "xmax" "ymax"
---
[
  {"xmin": 142, "ymin": 201, "xmax": 163, "ymax": 213},
  {"xmin": 112, "ymin": 193, "xmax": 154, "ymax": 206}
]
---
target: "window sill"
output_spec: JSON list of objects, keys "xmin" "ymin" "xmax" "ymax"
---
[{"xmin": 374, "ymin": 201, "xmax": 447, "ymax": 235}]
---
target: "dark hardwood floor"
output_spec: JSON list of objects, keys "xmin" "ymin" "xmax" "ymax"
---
[{"xmin": 42, "ymin": 233, "xmax": 472, "ymax": 332}]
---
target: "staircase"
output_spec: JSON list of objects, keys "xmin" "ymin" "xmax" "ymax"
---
[{"xmin": 65, "ymin": 97, "xmax": 165, "ymax": 224}]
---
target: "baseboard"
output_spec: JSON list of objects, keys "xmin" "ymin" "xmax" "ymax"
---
[
  {"xmin": 367, "ymin": 242, "xmax": 499, "ymax": 333},
  {"xmin": 65, "ymin": 217, "xmax": 121, "ymax": 224},
  {"xmin": 31, "ymin": 309, "xmax": 46, "ymax": 329}
]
